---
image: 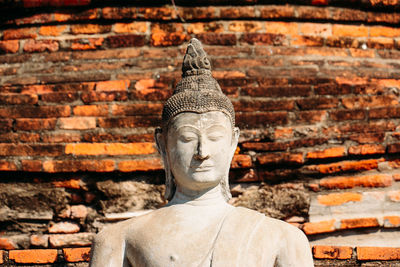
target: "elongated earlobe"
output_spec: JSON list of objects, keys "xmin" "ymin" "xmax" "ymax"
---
[{"xmin": 155, "ymin": 128, "xmax": 175, "ymax": 201}]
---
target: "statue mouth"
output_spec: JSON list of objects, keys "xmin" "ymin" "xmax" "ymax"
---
[{"xmin": 190, "ymin": 165, "xmax": 213, "ymax": 172}]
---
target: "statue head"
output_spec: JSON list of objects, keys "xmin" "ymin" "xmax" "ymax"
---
[{"xmin": 155, "ymin": 38, "xmax": 239, "ymax": 201}]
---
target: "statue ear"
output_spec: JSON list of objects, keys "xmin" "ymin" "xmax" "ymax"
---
[
  {"xmin": 155, "ymin": 128, "xmax": 166, "ymax": 157},
  {"xmin": 230, "ymin": 127, "xmax": 240, "ymax": 155}
]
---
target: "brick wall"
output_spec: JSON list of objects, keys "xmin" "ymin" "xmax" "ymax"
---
[{"xmin": 1, "ymin": 1, "xmax": 400, "ymax": 265}]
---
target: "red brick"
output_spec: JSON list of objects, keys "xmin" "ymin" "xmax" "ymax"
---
[
  {"xmin": 318, "ymin": 192, "xmax": 362, "ymax": 206},
  {"xmin": 302, "ymin": 220, "xmax": 336, "ymax": 235},
  {"xmin": 181, "ymin": 6, "xmax": 215, "ymax": 20},
  {"xmin": 236, "ymin": 112, "xmax": 288, "ymax": 128},
  {"xmin": 72, "ymin": 49, "xmax": 140, "ymax": 60},
  {"xmin": 259, "ymin": 5, "xmax": 294, "ymax": 19},
  {"xmin": 59, "ymin": 117, "xmax": 96, "ymax": 130},
  {"xmin": 3, "ymin": 28, "xmax": 38, "ymax": 40},
  {"xmin": 320, "ymin": 174, "xmax": 392, "ymax": 189},
  {"xmin": 43, "ymin": 160, "xmax": 115, "ymax": 172},
  {"xmin": 219, "ymin": 6, "xmax": 255, "ymax": 18},
  {"xmin": 348, "ymin": 144, "xmax": 385, "ymax": 155},
  {"xmin": 306, "ymin": 147, "xmax": 346, "ymax": 159},
  {"xmin": 313, "ymin": 245, "xmax": 353, "ymax": 259},
  {"xmin": 139, "ymin": 7, "xmax": 176, "ymax": 20},
  {"xmin": 9, "ymin": 249, "xmax": 57, "ymax": 263},
  {"xmin": 357, "ymin": 247, "xmax": 400, "ymax": 260},
  {"xmin": 49, "ymin": 222, "xmax": 80, "ymax": 234},
  {"xmin": 65, "ymin": 142, "xmax": 156, "ymax": 156},
  {"xmin": 308, "ymin": 159, "xmax": 381, "ymax": 174},
  {"xmin": 118, "ymin": 158, "xmax": 163, "ymax": 172},
  {"xmin": 63, "ymin": 247, "xmax": 91, "ymax": 262},
  {"xmin": 107, "ymin": 34, "xmax": 146, "ymax": 48},
  {"xmin": 340, "ymin": 218, "xmax": 379, "ymax": 229},
  {"xmin": 0, "ymin": 144, "xmax": 63, "ymax": 157},
  {"xmin": 0, "ymin": 40, "xmax": 19, "ymax": 53},
  {"xmin": 95, "ymin": 80, "xmax": 130, "ymax": 91},
  {"xmin": 240, "ymin": 33, "xmax": 286, "ymax": 45},
  {"xmin": 81, "ymin": 90, "xmax": 128, "ymax": 103},
  {"xmin": 296, "ymin": 110, "xmax": 327, "ymax": 123},
  {"xmin": 73, "ymin": 105, "xmax": 109, "ymax": 116},
  {"xmin": 70, "ymin": 24, "xmax": 111, "ymax": 34},
  {"xmin": 30, "ymin": 235, "xmax": 49, "ymax": 247},
  {"xmin": 39, "ymin": 25, "xmax": 68, "ymax": 36},
  {"xmin": 370, "ymin": 107, "xmax": 400, "ymax": 119},
  {"xmin": 195, "ymin": 33, "xmax": 236, "ymax": 46},
  {"xmin": 383, "ymin": 216, "xmax": 400, "ymax": 227},
  {"xmin": 42, "ymin": 133, "xmax": 81, "ymax": 143},
  {"xmin": 296, "ymin": 97, "xmax": 339, "ymax": 110},
  {"xmin": 23, "ymin": 39, "xmax": 59, "ymax": 53},
  {"xmin": 102, "ymin": 7, "xmax": 137, "ymax": 19},
  {"xmin": 257, "ymin": 152, "xmax": 304, "ymax": 165},
  {"xmin": 342, "ymin": 95, "xmax": 398, "ymax": 109},
  {"xmin": 0, "ymin": 250, "xmax": 3, "ymax": 264},
  {"xmin": 388, "ymin": 143, "xmax": 400, "ymax": 153},
  {"xmin": 297, "ymin": 6, "xmax": 329, "ymax": 19},
  {"xmin": 111, "ymin": 103, "xmax": 163, "ymax": 116},
  {"xmin": 21, "ymin": 160, "xmax": 42, "ymax": 171},
  {"xmin": 0, "ymin": 160, "xmax": 17, "ymax": 171},
  {"xmin": 41, "ymin": 92, "xmax": 79, "ymax": 103},
  {"xmin": 230, "ymin": 154, "xmax": 252, "ymax": 169},
  {"xmin": 15, "ymin": 118, "xmax": 56, "ymax": 131},
  {"xmin": 0, "ymin": 93, "xmax": 37, "ymax": 105},
  {"xmin": 98, "ymin": 116, "xmax": 160, "ymax": 128}
]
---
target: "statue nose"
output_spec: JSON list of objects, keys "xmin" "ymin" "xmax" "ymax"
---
[{"xmin": 194, "ymin": 139, "xmax": 210, "ymax": 160}]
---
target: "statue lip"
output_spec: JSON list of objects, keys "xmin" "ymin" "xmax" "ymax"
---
[{"xmin": 190, "ymin": 164, "xmax": 214, "ymax": 171}]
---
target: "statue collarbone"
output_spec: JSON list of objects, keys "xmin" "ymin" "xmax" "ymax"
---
[{"xmin": 89, "ymin": 38, "xmax": 314, "ymax": 267}]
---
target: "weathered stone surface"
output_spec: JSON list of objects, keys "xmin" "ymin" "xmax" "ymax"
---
[
  {"xmin": 0, "ymin": 183, "xmax": 69, "ymax": 221},
  {"xmin": 49, "ymin": 233, "xmax": 95, "ymax": 248},
  {"xmin": 231, "ymin": 183, "xmax": 310, "ymax": 220},
  {"xmin": 96, "ymin": 180, "xmax": 165, "ymax": 213}
]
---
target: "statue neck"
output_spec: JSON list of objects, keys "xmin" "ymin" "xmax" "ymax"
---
[{"xmin": 168, "ymin": 184, "xmax": 227, "ymax": 206}]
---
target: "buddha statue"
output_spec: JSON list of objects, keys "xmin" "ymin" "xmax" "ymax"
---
[{"xmin": 90, "ymin": 38, "xmax": 313, "ymax": 267}]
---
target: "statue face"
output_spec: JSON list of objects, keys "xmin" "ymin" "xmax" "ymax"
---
[{"xmin": 165, "ymin": 111, "xmax": 237, "ymax": 193}]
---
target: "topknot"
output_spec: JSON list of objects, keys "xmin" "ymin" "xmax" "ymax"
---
[{"xmin": 162, "ymin": 38, "xmax": 235, "ymax": 128}]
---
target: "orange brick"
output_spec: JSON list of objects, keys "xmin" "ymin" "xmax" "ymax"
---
[
  {"xmin": 342, "ymin": 95, "xmax": 398, "ymax": 109},
  {"xmin": 265, "ymin": 22, "xmax": 298, "ymax": 35},
  {"xmin": 318, "ymin": 192, "xmax": 362, "ymax": 206},
  {"xmin": 357, "ymin": 247, "xmax": 400, "ymax": 260},
  {"xmin": 306, "ymin": 147, "xmax": 347, "ymax": 159},
  {"xmin": 65, "ymin": 142, "xmax": 156, "ymax": 156},
  {"xmin": 9, "ymin": 249, "xmax": 57, "ymax": 263},
  {"xmin": 71, "ymin": 38, "xmax": 104, "ymax": 50},
  {"xmin": 308, "ymin": 159, "xmax": 380, "ymax": 174},
  {"xmin": 320, "ymin": 174, "xmax": 392, "ymax": 189},
  {"xmin": 0, "ymin": 250, "xmax": 3, "ymax": 264},
  {"xmin": 257, "ymin": 152, "xmax": 304, "ymax": 165},
  {"xmin": 384, "ymin": 216, "xmax": 400, "ymax": 227},
  {"xmin": 332, "ymin": 25, "xmax": 368, "ymax": 37},
  {"xmin": 348, "ymin": 144, "xmax": 385, "ymax": 155},
  {"xmin": 231, "ymin": 154, "xmax": 252, "ymax": 168},
  {"xmin": 39, "ymin": 25, "xmax": 67, "ymax": 36},
  {"xmin": 274, "ymin": 127, "xmax": 294, "ymax": 139},
  {"xmin": 43, "ymin": 160, "xmax": 115, "ymax": 172},
  {"xmin": 95, "ymin": 80, "xmax": 130, "ymax": 91},
  {"xmin": 0, "ymin": 161, "xmax": 17, "ymax": 171},
  {"xmin": 393, "ymin": 173, "xmax": 400, "ymax": 181},
  {"xmin": 0, "ymin": 40, "xmax": 19, "ymax": 53},
  {"xmin": 70, "ymin": 24, "xmax": 111, "ymax": 34},
  {"xmin": 313, "ymin": 245, "xmax": 353, "ymax": 259},
  {"xmin": 73, "ymin": 105, "xmax": 109, "ymax": 116},
  {"xmin": 387, "ymin": 190, "xmax": 400, "ymax": 202},
  {"xmin": 118, "ymin": 158, "xmax": 162, "ymax": 172},
  {"xmin": 59, "ymin": 117, "xmax": 96, "ymax": 130},
  {"xmin": 114, "ymin": 22, "xmax": 148, "ymax": 33},
  {"xmin": 3, "ymin": 28, "xmax": 38, "ymax": 40},
  {"xmin": 373, "ymin": 78, "xmax": 400, "ymax": 88},
  {"xmin": 370, "ymin": 26, "xmax": 400, "ymax": 37},
  {"xmin": 340, "ymin": 217, "xmax": 379, "ymax": 229},
  {"xmin": 349, "ymin": 48, "xmax": 375, "ymax": 58},
  {"xmin": 21, "ymin": 160, "xmax": 42, "ymax": 171},
  {"xmin": 52, "ymin": 178, "xmax": 81, "ymax": 189},
  {"xmin": 0, "ymin": 237, "xmax": 17, "ymax": 249},
  {"xmin": 187, "ymin": 22, "xmax": 224, "ymax": 34},
  {"xmin": 228, "ymin": 21, "xmax": 262, "ymax": 32},
  {"xmin": 302, "ymin": 219, "xmax": 336, "ymax": 235},
  {"xmin": 300, "ymin": 23, "xmax": 332, "ymax": 37},
  {"xmin": 63, "ymin": 247, "xmax": 91, "ymax": 262}
]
